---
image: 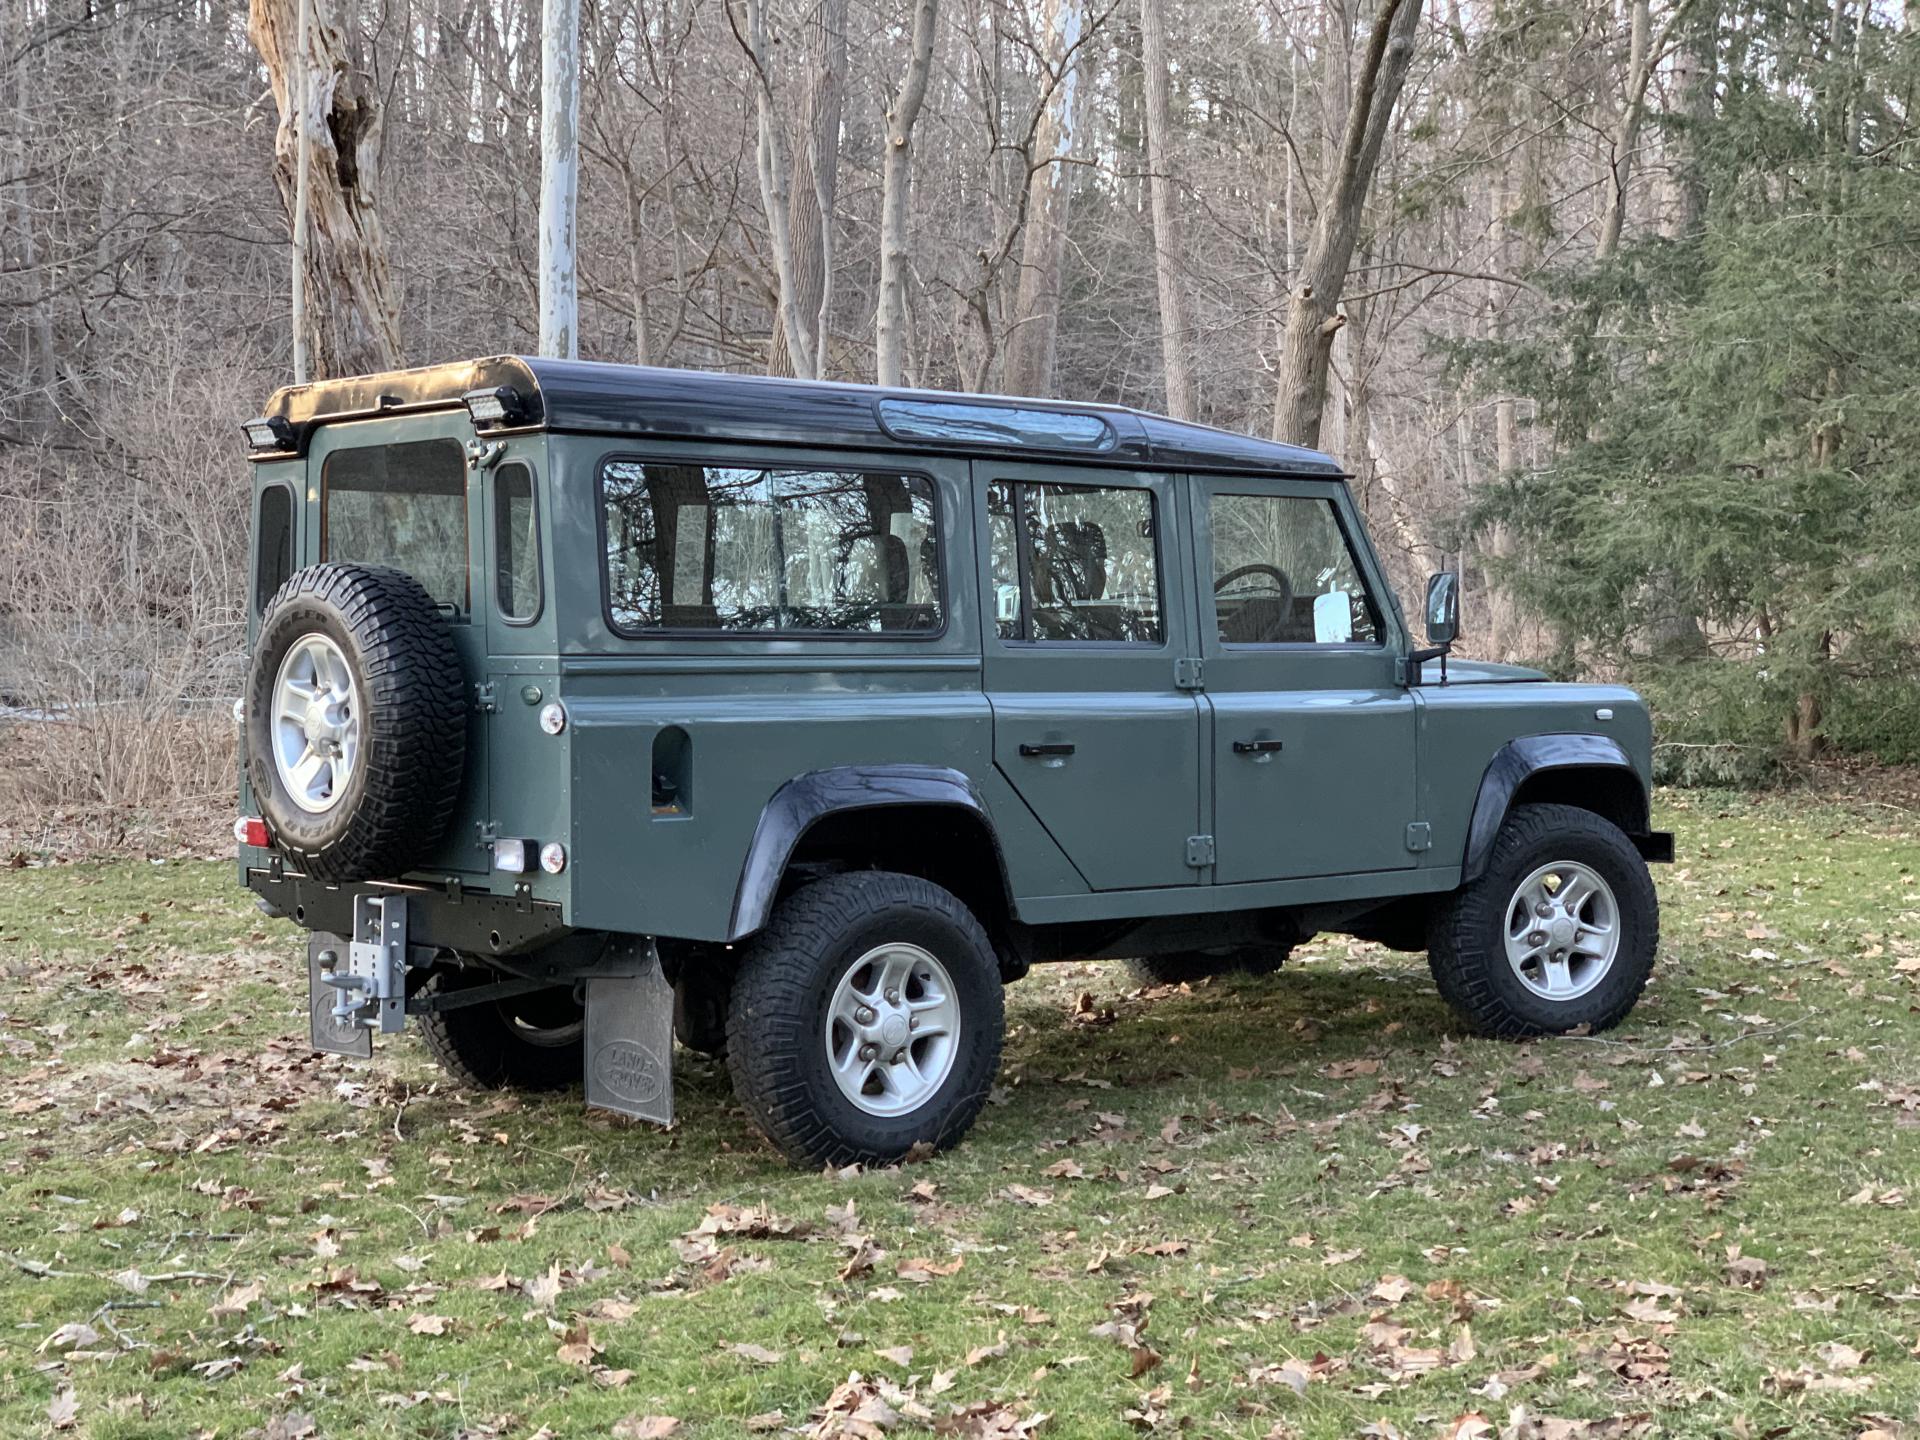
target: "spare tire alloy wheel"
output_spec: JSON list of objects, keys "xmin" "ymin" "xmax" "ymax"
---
[
  {"xmin": 246, "ymin": 564, "xmax": 467, "ymax": 883},
  {"xmin": 271, "ymin": 634, "xmax": 360, "ymax": 813}
]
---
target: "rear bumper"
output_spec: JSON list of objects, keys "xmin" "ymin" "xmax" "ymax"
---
[
  {"xmin": 247, "ymin": 866, "xmax": 570, "ymax": 957},
  {"xmin": 1634, "ymin": 831, "xmax": 1675, "ymax": 864}
]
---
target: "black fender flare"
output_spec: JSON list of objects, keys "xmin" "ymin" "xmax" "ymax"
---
[
  {"xmin": 1461, "ymin": 734, "xmax": 1653, "ymax": 883},
  {"xmin": 726, "ymin": 765, "xmax": 1008, "ymax": 941}
]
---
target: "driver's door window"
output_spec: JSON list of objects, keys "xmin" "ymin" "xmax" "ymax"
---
[{"xmin": 1209, "ymin": 493, "xmax": 1380, "ymax": 646}]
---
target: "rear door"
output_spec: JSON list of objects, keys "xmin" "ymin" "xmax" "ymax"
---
[
  {"xmin": 309, "ymin": 415, "xmax": 490, "ymax": 877},
  {"xmin": 975, "ymin": 461, "xmax": 1203, "ymax": 893},
  {"xmin": 1190, "ymin": 476, "xmax": 1418, "ymax": 883}
]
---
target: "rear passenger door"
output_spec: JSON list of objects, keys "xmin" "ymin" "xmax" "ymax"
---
[
  {"xmin": 975, "ymin": 462, "xmax": 1203, "ymax": 893},
  {"xmin": 1191, "ymin": 476, "xmax": 1417, "ymax": 883}
]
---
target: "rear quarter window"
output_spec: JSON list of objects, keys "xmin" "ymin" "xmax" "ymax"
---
[{"xmin": 600, "ymin": 460, "xmax": 942, "ymax": 636}]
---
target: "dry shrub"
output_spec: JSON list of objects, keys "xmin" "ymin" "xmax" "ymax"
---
[{"xmin": 0, "ymin": 342, "xmax": 260, "ymax": 854}]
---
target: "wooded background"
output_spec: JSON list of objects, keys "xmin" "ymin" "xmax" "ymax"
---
[{"xmin": 2, "ymin": 0, "xmax": 1917, "ymax": 837}]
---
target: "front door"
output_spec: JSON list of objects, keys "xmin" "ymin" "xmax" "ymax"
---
[
  {"xmin": 976, "ymin": 462, "xmax": 1202, "ymax": 893},
  {"xmin": 308, "ymin": 416, "xmax": 491, "ymax": 877},
  {"xmin": 1190, "ymin": 477, "xmax": 1417, "ymax": 884}
]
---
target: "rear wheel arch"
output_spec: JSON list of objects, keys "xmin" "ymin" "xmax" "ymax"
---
[
  {"xmin": 1462, "ymin": 735, "xmax": 1650, "ymax": 884},
  {"xmin": 726, "ymin": 766, "xmax": 1014, "ymax": 946}
]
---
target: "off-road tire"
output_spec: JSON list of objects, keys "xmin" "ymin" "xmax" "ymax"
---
[
  {"xmin": 1126, "ymin": 945, "xmax": 1290, "ymax": 987},
  {"xmin": 415, "ymin": 968, "xmax": 584, "ymax": 1092},
  {"xmin": 725, "ymin": 871, "xmax": 1004, "ymax": 1168},
  {"xmin": 1428, "ymin": 802, "xmax": 1658, "ymax": 1037},
  {"xmin": 246, "ymin": 564, "xmax": 466, "ymax": 882}
]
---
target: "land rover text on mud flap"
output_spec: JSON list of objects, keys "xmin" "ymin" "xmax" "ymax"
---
[{"xmin": 236, "ymin": 358, "xmax": 1673, "ymax": 1168}]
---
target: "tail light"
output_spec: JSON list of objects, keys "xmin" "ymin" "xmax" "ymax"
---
[{"xmin": 234, "ymin": 817, "xmax": 270, "ymax": 848}]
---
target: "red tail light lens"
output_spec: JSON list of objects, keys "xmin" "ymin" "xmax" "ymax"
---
[{"xmin": 236, "ymin": 817, "xmax": 271, "ymax": 849}]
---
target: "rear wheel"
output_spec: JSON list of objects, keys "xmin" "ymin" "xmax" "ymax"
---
[
  {"xmin": 1427, "ymin": 802, "xmax": 1658, "ymax": 1037},
  {"xmin": 416, "ymin": 968, "xmax": 584, "ymax": 1092},
  {"xmin": 725, "ymin": 871, "xmax": 1004, "ymax": 1168}
]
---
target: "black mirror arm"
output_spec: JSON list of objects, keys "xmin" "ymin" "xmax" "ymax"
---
[{"xmin": 1407, "ymin": 642, "xmax": 1451, "ymax": 684}]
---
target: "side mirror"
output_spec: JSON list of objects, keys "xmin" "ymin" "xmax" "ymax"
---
[{"xmin": 1425, "ymin": 571, "xmax": 1460, "ymax": 647}]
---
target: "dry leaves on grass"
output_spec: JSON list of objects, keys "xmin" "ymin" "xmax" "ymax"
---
[{"xmin": 611, "ymin": 1418, "xmax": 681, "ymax": 1439}]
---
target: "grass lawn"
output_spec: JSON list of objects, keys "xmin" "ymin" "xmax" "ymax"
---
[{"xmin": 2, "ymin": 788, "xmax": 1917, "ymax": 1439}]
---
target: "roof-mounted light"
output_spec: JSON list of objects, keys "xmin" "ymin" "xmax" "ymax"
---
[
  {"xmin": 241, "ymin": 415, "xmax": 296, "ymax": 453},
  {"xmin": 463, "ymin": 386, "xmax": 529, "ymax": 429}
]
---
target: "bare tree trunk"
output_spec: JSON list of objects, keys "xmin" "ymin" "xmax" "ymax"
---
[
  {"xmin": 763, "ymin": 0, "xmax": 849, "ymax": 379},
  {"xmin": 737, "ymin": 0, "xmax": 813, "ymax": 372},
  {"xmin": 538, "ymin": 0, "xmax": 580, "ymax": 358},
  {"xmin": 1139, "ymin": 0, "xmax": 1195, "ymax": 419},
  {"xmin": 1004, "ymin": 0, "xmax": 1085, "ymax": 397},
  {"xmin": 876, "ymin": 0, "xmax": 939, "ymax": 387},
  {"xmin": 248, "ymin": 0, "xmax": 403, "ymax": 379},
  {"xmin": 1666, "ymin": 0, "xmax": 1717, "ymax": 238},
  {"xmin": 1595, "ymin": 0, "xmax": 1650, "ymax": 260},
  {"xmin": 1271, "ymin": 0, "xmax": 1423, "ymax": 448}
]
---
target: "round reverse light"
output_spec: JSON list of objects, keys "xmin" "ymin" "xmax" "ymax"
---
[
  {"xmin": 539, "ymin": 842, "xmax": 567, "ymax": 875},
  {"xmin": 538, "ymin": 702, "xmax": 567, "ymax": 736}
]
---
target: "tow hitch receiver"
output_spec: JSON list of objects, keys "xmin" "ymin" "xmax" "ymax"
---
[{"xmin": 307, "ymin": 894, "xmax": 409, "ymax": 1055}]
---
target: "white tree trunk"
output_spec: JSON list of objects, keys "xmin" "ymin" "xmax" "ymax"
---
[
  {"xmin": 876, "ymin": 0, "xmax": 939, "ymax": 387},
  {"xmin": 538, "ymin": 0, "xmax": 581, "ymax": 359},
  {"xmin": 739, "ymin": 0, "xmax": 814, "ymax": 374},
  {"xmin": 1139, "ymin": 0, "xmax": 1195, "ymax": 419}
]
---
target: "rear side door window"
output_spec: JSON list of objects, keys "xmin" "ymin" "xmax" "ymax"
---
[
  {"xmin": 986, "ymin": 480, "xmax": 1163, "ymax": 644},
  {"xmin": 322, "ymin": 439, "xmax": 469, "ymax": 611}
]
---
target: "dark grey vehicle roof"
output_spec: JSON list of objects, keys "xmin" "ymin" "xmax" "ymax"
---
[{"xmin": 252, "ymin": 355, "xmax": 1346, "ymax": 477}]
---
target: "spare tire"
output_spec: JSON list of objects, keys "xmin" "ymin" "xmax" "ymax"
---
[{"xmin": 245, "ymin": 563, "xmax": 467, "ymax": 882}]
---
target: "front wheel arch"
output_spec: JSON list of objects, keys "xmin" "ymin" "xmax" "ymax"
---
[{"xmin": 1462, "ymin": 735, "xmax": 1650, "ymax": 884}]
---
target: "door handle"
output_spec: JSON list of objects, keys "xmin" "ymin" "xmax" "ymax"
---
[
  {"xmin": 1232, "ymin": 738, "xmax": 1284, "ymax": 755},
  {"xmin": 1018, "ymin": 742, "xmax": 1075, "ymax": 758}
]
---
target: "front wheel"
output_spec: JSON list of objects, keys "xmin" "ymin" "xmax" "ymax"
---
[
  {"xmin": 1427, "ymin": 802, "xmax": 1658, "ymax": 1037},
  {"xmin": 725, "ymin": 871, "xmax": 1004, "ymax": 1168}
]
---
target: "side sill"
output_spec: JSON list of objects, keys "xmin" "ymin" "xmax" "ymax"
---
[{"xmin": 1013, "ymin": 866, "xmax": 1462, "ymax": 927}]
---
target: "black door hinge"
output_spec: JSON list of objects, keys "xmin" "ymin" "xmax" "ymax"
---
[{"xmin": 474, "ymin": 681, "xmax": 498, "ymax": 713}]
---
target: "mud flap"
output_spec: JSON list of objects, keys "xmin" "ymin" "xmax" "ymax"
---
[
  {"xmin": 307, "ymin": 932, "xmax": 372, "ymax": 1059},
  {"xmin": 583, "ymin": 939, "xmax": 674, "ymax": 1127}
]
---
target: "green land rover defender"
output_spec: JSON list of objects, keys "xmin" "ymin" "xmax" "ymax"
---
[{"xmin": 235, "ymin": 357, "xmax": 1673, "ymax": 1167}]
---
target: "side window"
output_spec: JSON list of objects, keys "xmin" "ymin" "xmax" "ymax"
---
[
  {"xmin": 493, "ymin": 463, "xmax": 541, "ymax": 622},
  {"xmin": 323, "ymin": 439, "xmax": 468, "ymax": 610},
  {"xmin": 1210, "ymin": 493, "xmax": 1381, "ymax": 646},
  {"xmin": 601, "ymin": 461, "xmax": 941, "ymax": 634},
  {"xmin": 255, "ymin": 483, "xmax": 294, "ymax": 614},
  {"xmin": 987, "ymin": 480, "xmax": 1164, "ymax": 644}
]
